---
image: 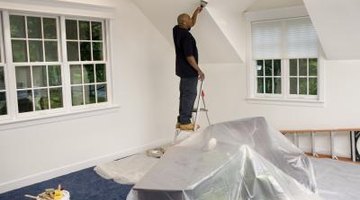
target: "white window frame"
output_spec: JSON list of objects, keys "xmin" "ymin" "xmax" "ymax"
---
[
  {"xmin": 62, "ymin": 16, "xmax": 110, "ymax": 110},
  {"xmin": 0, "ymin": 12, "xmax": 10, "ymax": 120},
  {"xmin": 0, "ymin": 9, "xmax": 115, "ymax": 127},
  {"xmin": 8, "ymin": 12, "xmax": 64, "ymax": 117},
  {"xmin": 245, "ymin": 8, "xmax": 325, "ymax": 107}
]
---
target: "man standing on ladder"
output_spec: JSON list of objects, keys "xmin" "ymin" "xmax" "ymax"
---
[{"xmin": 173, "ymin": 6, "xmax": 205, "ymax": 131}]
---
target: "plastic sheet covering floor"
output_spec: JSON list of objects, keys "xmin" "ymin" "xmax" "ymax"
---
[
  {"xmin": 127, "ymin": 117, "xmax": 322, "ymax": 200},
  {"xmin": 95, "ymin": 154, "xmax": 159, "ymax": 185},
  {"xmin": 312, "ymin": 158, "xmax": 360, "ymax": 200}
]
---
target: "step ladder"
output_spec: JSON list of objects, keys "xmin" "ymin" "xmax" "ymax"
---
[{"xmin": 173, "ymin": 80, "xmax": 211, "ymax": 144}]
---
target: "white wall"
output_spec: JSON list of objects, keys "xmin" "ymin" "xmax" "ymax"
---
[{"xmin": 0, "ymin": 0, "xmax": 175, "ymax": 193}]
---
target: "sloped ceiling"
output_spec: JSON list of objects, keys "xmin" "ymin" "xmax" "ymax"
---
[
  {"xmin": 247, "ymin": 0, "xmax": 303, "ymax": 11},
  {"xmin": 303, "ymin": 0, "xmax": 360, "ymax": 60},
  {"xmin": 133, "ymin": 0, "xmax": 256, "ymax": 63}
]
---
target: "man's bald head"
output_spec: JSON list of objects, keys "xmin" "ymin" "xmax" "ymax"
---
[{"xmin": 177, "ymin": 13, "xmax": 192, "ymax": 28}]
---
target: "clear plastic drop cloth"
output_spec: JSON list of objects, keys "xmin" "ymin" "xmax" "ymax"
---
[
  {"xmin": 126, "ymin": 117, "xmax": 321, "ymax": 200},
  {"xmin": 94, "ymin": 154, "xmax": 159, "ymax": 185},
  {"xmin": 311, "ymin": 158, "xmax": 360, "ymax": 200}
]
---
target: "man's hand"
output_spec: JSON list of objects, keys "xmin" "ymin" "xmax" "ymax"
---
[{"xmin": 198, "ymin": 70, "xmax": 205, "ymax": 81}]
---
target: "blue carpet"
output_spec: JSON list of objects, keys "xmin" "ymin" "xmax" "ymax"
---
[{"xmin": 0, "ymin": 167, "xmax": 133, "ymax": 200}]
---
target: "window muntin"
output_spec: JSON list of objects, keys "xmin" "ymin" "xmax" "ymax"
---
[
  {"xmin": 256, "ymin": 59, "xmax": 281, "ymax": 94},
  {"xmin": 65, "ymin": 19, "xmax": 104, "ymax": 62},
  {"xmin": 70, "ymin": 63, "xmax": 107, "ymax": 106},
  {"xmin": 289, "ymin": 58, "xmax": 318, "ymax": 96},
  {"xmin": 10, "ymin": 14, "xmax": 63, "ymax": 113},
  {"xmin": 10, "ymin": 15, "xmax": 60, "ymax": 63},
  {"xmin": 15, "ymin": 65, "xmax": 63, "ymax": 113},
  {"xmin": 66, "ymin": 19, "xmax": 107, "ymax": 106}
]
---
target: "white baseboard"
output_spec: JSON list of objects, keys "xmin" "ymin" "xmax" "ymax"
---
[{"xmin": 0, "ymin": 138, "xmax": 171, "ymax": 194}]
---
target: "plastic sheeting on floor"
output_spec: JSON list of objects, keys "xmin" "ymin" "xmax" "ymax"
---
[
  {"xmin": 94, "ymin": 154, "xmax": 159, "ymax": 185},
  {"xmin": 127, "ymin": 117, "xmax": 321, "ymax": 200},
  {"xmin": 312, "ymin": 158, "xmax": 360, "ymax": 200}
]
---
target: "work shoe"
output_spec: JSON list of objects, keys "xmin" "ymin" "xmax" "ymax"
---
[{"xmin": 179, "ymin": 123, "xmax": 200, "ymax": 131}]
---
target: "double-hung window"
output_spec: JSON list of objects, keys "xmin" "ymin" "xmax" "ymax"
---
[
  {"xmin": 65, "ymin": 19, "xmax": 107, "ymax": 106},
  {"xmin": 0, "ymin": 10, "xmax": 111, "ymax": 124},
  {"xmin": 10, "ymin": 14, "xmax": 63, "ymax": 113},
  {"xmin": 251, "ymin": 17, "xmax": 320, "ymax": 102}
]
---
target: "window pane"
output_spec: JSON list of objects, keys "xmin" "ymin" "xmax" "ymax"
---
[
  {"xmin": 309, "ymin": 78, "xmax": 317, "ymax": 95},
  {"xmin": 70, "ymin": 65, "xmax": 82, "ymax": 84},
  {"xmin": 27, "ymin": 17, "xmax": 42, "ymax": 39},
  {"xmin": 273, "ymin": 59, "xmax": 281, "ymax": 76},
  {"xmin": 256, "ymin": 60, "xmax": 264, "ymax": 76},
  {"xmin": 66, "ymin": 20, "xmax": 78, "ymax": 40},
  {"xmin": 97, "ymin": 84, "xmax": 107, "ymax": 103},
  {"xmin": 80, "ymin": 42, "xmax": 91, "ymax": 61},
  {"xmin": 48, "ymin": 65, "xmax": 62, "ymax": 86},
  {"xmin": 34, "ymin": 89, "xmax": 49, "ymax": 111},
  {"xmin": 84, "ymin": 85, "xmax": 96, "ymax": 104},
  {"xmin": 45, "ymin": 41, "xmax": 58, "ymax": 62},
  {"xmin": 83, "ymin": 64, "xmax": 95, "ymax": 83},
  {"xmin": 17, "ymin": 90, "xmax": 33, "ymax": 113},
  {"xmin": 290, "ymin": 78, "xmax": 297, "ymax": 94},
  {"xmin": 67, "ymin": 42, "xmax": 79, "ymax": 61},
  {"xmin": 93, "ymin": 42, "xmax": 103, "ymax": 61},
  {"xmin": 309, "ymin": 58, "xmax": 318, "ymax": 76},
  {"xmin": 0, "ymin": 92, "xmax": 7, "ymax": 115},
  {"xmin": 79, "ymin": 21, "xmax": 90, "ymax": 40},
  {"xmin": 10, "ymin": 15, "xmax": 26, "ymax": 38},
  {"xmin": 265, "ymin": 78, "xmax": 272, "ymax": 93},
  {"xmin": 29, "ymin": 40, "xmax": 44, "ymax": 62},
  {"xmin": 0, "ymin": 68, "xmax": 5, "ymax": 90},
  {"xmin": 71, "ymin": 86, "xmax": 83, "ymax": 106},
  {"xmin": 92, "ymin": 22, "xmax": 102, "ymax": 40},
  {"xmin": 16, "ymin": 66, "xmax": 31, "ymax": 89},
  {"xmin": 274, "ymin": 78, "xmax": 281, "ymax": 94},
  {"xmin": 50, "ymin": 88, "xmax": 63, "ymax": 108},
  {"xmin": 32, "ymin": 65, "xmax": 47, "ymax": 87},
  {"xmin": 96, "ymin": 64, "xmax": 106, "ymax": 82},
  {"xmin": 43, "ymin": 18, "xmax": 57, "ymax": 39},
  {"xmin": 289, "ymin": 59, "xmax": 297, "ymax": 76},
  {"xmin": 299, "ymin": 78, "xmax": 307, "ymax": 95},
  {"xmin": 265, "ymin": 60, "xmax": 272, "ymax": 76},
  {"xmin": 257, "ymin": 78, "xmax": 264, "ymax": 93},
  {"xmin": 12, "ymin": 40, "xmax": 28, "ymax": 62},
  {"xmin": 299, "ymin": 59, "xmax": 307, "ymax": 76}
]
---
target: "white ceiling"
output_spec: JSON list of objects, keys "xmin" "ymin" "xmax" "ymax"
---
[
  {"xmin": 303, "ymin": 0, "xmax": 360, "ymax": 60},
  {"xmin": 132, "ymin": 0, "xmax": 360, "ymax": 61},
  {"xmin": 246, "ymin": 0, "xmax": 304, "ymax": 11}
]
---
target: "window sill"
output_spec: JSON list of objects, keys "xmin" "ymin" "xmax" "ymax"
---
[
  {"xmin": 0, "ymin": 104, "xmax": 120, "ymax": 131},
  {"xmin": 246, "ymin": 97, "xmax": 325, "ymax": 107}
]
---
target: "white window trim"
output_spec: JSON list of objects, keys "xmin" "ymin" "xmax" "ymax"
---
[
  {"xmin": 0, "ymin": 10, "xmax": 116, "ymax": 126},
  {"xmin": 245, "ymin": 11, "xmax": 325, "ymax": 107},
  {"xmin": 0, "ymin": 0, "xmax": 116, "ymax": 19}
]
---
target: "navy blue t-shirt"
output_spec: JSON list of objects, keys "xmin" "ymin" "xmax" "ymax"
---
[{"xmin": 173, "ymin": 25, "xmax": 198, "ymax": 78}]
